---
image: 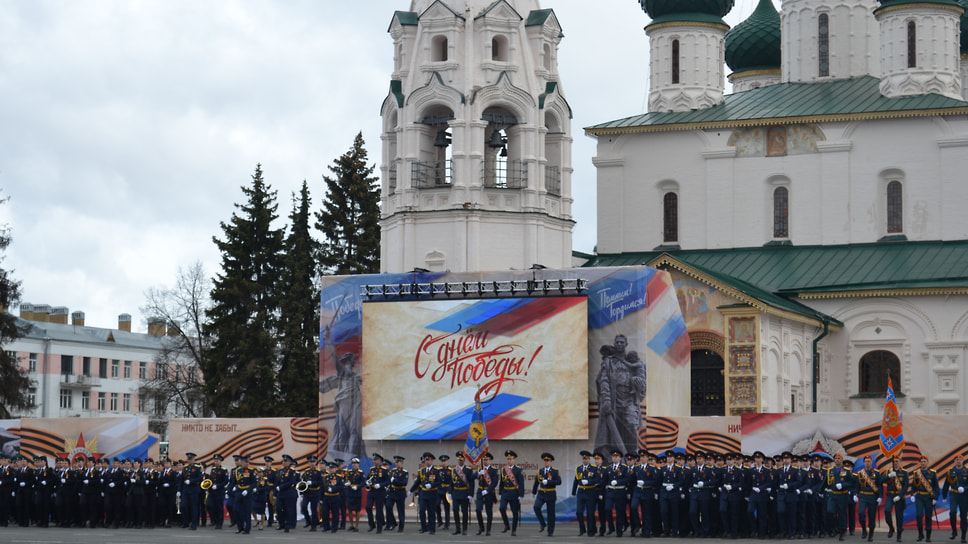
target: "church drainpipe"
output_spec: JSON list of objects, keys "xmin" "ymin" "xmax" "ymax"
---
[{"xmin": 811, "ymin": 319, "xmax": 829, "ymax": 413}]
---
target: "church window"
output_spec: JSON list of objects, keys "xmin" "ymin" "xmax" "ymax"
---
[
  {"xmin": 542, "ymin": 43, "xmax": 552, "ymax": 71},
  {"xmin": 773, "ymin": 187, "xmax": 789, "ymax": 239},
  {"xmin": 859, "ymin": 350, "xmax": 901, "ymax": 395},
  {"xmin": 906, "ymin": 22, "xmax": 916, "ymax": 68},
  {"xmin": 432, "ymin": 35, "xmax": 448, "ymax": 62},
  {"xmin": 663, "ymin": 192, "xmax": 678, "ymax": 243},
  {"xmin": 818, "ymin": 14, "xmax": 829, "ymax": 77},
  {"xmin": 492, "ymin": 35, "xmax": 508, "ymax": 62},
  {"xmin": 887, "ymin": 180, "xmax": 903, "ymax": 233},
  {"xmin": 671, "ymin": 40, "xmax": 680, "ymax": 84}
]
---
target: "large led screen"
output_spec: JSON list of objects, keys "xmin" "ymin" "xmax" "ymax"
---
[{"xmin": 360, "ymin": 296, "xmax": 589, "ymax": 440}]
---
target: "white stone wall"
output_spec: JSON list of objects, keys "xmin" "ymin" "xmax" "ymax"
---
[
  {"xmin": 647, "ymin": 22, "xmax": 728, "ymax": 112},
  {"xmin": 781, "ymin": 0, "xmax": 880, "ymax": 83},
  {"xmin": 877, "ymin": 4, "xmax": 963, "ymax": 99}
]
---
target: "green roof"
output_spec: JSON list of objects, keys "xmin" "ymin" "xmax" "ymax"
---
[
  {"xmin": 725, "ymin": 0, "xmax": 781, "ymax": 72},
  {"xmin": 584, "ymin": 240, "xmax": 968, "ymax": 322},
  {"xmin": 586, "ymin": 76, "xmax": 968, "ymax": 134},
  {"xmin": 391, "ymin": 10, "xmax": 418, "ymax": 27},
  {"xmin": 525, "ymin": 9, "xmax": 553, "ymax": 26}
]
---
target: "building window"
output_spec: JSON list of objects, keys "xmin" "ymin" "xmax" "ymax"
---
[
  {"xmin": 773, "ymin": 187, "xmax": 789, "ymax": 238},
  {"xmin": 82, "ymin": 357, "xmax": 91, "ymax": 376},
  {"xmin": 907, "ymin": 21, "xmax": 916, "ymax": 68},
  {"xmin": 60, "ymin": 388, "xmax": 72, "ymax": 409},
  {"xmin": 111, "ymin": 360, "xmax": 119, "ymax": 378},
  {"xmin": 492, "ymin": 35, "xmax": 508, "ymax": 61},
  {"xmin": 671, "ymin": 40, "xmax": 680, "ymax": 84},
  {"xmin": 97, "ymin": 392, "xmax": 106, "ymax": 411},
  {"xmin": 139, "ymin": 362, "xmax": 147, "ymax": 380},
  {"xmin": 27, "ymin": 388, "xmax": 36, "ymax": 407},
  {"xmin": 663, "ymin": 192, "xmax": 679, "ymax": 243},
  {"xmin": 81, "ymin": 391, "xmax": 90, "ymax": 411},
  {"xmin": 138, "ymin": 395, "xmax": 146, "ymax": 413},
  {"xmin": 156, "ymin": 362, "xmax": 167, "ymax": 380},
  {"xmin": 123, "ymin": 360, "xmax": 132, "ymax": 379},
  {"xmin": 123, "ymin": 393, "xmax": 131, "ymax": 412},
  {"xmin": 61, "ymin": 354, "xmax": 73, "ymax": 376},
  {"xmin": 431, "ymin": 35, "xmax": 447, "ymax": 62},
  {"xmin": 818, "ymin": 14, "xmax": 829, "ymax": 77},
  {"xmin": 110, "ymin": 393, "xmax": 118, "ymax": 412},
  {"xmin": 29, "ymin": 353, "xmax": 37, "ymax": 372},
  {"xmin": 99, "ymin": 358, "xmax": 107, "ymax": 378},
  {"xmin": 859, "ymin": 350, "xmax": 901, "ymax": 394},
  {"xmin": 887, "ymin": 180, "xmax": 903, "ymax": 233}
]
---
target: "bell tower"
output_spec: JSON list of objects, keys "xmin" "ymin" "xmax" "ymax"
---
[{"xmin": 379, "ymin": 0, "xmax": 574, "ymax": 274}]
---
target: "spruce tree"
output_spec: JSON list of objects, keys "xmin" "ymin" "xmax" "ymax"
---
[
  {"xmin": 315, "ymin": 132, "xmax": 381, "ymax": 274},
  {"xmin": 276, "ymin": 181, "xmax": 319, "ymax": 416},
  {"xmin": 203, "ymin": 165, "xmax": 285, "ymax": 417},
  {"xmin": 0, "ymin": 197, "xmax": 32, "ymax": 418}
]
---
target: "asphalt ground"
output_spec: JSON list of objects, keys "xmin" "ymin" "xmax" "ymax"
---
[{"xmin": 0, "ymin": 523, "xmax": 926, "ymax": 544}]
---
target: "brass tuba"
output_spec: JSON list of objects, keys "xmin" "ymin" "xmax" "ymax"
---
[
  {"xmin": 296, "ymin": 480, "xmax": 308, "ymax": 492},
  {"xmin": 200, "ymin": 478, "xmax": 213, "ymax": 490}
]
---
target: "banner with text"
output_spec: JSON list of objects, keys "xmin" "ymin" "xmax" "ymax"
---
[{"xmin": 168, "ymin": 417, "xmax": 318, "ymax": 470}]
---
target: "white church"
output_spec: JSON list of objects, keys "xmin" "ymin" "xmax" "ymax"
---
[{"xmin": 379, "ymin": 0, "xmax": 968, "ymax": 417}]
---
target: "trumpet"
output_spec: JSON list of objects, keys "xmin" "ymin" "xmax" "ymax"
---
[
  {"xmin": 296, "ymin": 480, "xmax": 308, "ymax": 492},
  {"xmin": 200, "ymin": 478, "xmax": 213, "ymax": 490}
]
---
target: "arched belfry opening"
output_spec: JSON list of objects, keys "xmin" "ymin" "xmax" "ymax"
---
[
  {"xmin": 482, "ymin": 108, "xmax": 522, "ymax": 189},
  {"xmin": 414, "ymin": 107, "xmax": 454, "ymax": 187}
]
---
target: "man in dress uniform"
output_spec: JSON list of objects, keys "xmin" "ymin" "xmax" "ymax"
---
[
  {"xmin": 234, "ymin": 455, "xmax": 255, "ymax": 534},
  {"xmin": 942, "ymin": 453, "xmax": 968, "ymax": 543},
  {"xmin": 32, "ymin": 455, "xmax": 55, "ymax": 527},
  {"xmin": 476, "ymin": 451, "xmax": 498, "ymax": 536},
  {"xmin": 344, "ymin": 457, "xmax": 365, "ymax": 532},
  {"xmin": 436, "ymin": 454, "xmax": 453, "ymax": 530},
  {"xmin": 825, "ymin": 452, "xmax": 856, "ymax": 541},
  {"xmin": 335, "ymin": 458, "xmax": 348, "ymax": 530},
  {"xmin": 411, "ymin": 452, "xmax": 440, "ymax": 534},
  {"xmin": 721, "ymin": 452, "xmax": 747, "ymax": 538},
  {"xmin": 775, "ymin": 451, "xmax": 802, "ymax": 539},
  {"xmin": 0, "ymin": 453, "xmax": 11, "ymax": 527},
  {"xmin": 301, "ymin": 456, "xmax": 322, "ymax": 531},
  {"xmin": 532, "ymin": 452, "xmax": 561, "ymax": 536},
  {"xmin": 689, "ymin": 450, "xmax": 719, "ymax": 538},
  {"xmin": 262, "ymin": 456, "xmax": 276, "ymax": 528},
  {"xmin": 104, "ymin": 457, "xmax": 128, "ymax": 528},
  {"xmin": 321, "ymin": 460, "xmax": 345, "ymax": 533},
  {"xmin": 574, "ymin": 450, "xmax": 601, "ymax": 536},
  {"xmin": 803, "ymin": 454, "xmax": 825, "ymax": 538},
  {"xmin": 385, "ymin": 455, "xmax": 408, "ymax": 532},
  {"xmin": 181, "ymin": 452, "xmax": 203, "ymax": 530},
  {"xmin": 660, "ymin": 450, "xmax": 685, "ymax": 537},
  {"xmin": 205, "ymin": 454, "xmax": 228, "ymax": 530},
  {"xmin": 364, "ymin": 453, "xmax": 388, "ymax": 533},
  {"xmin": 603, "ymin": 449, "xmax": 630, "ymax": 536},
  {"xmin": 451, "ymin": 451, "xmax": 475, "ymax": 536},
  {"xmin": 498, "ymin": 449, "xmax": 524, "ymax": 535},
  {"xmin": 881, "ymin": 454, "xmax": 909, "ymax": 542},
  {"xmin": 273, "ymin": 454, "xmax": 298, "ymax": 533},
  {"xmin": 855, "ymin": 454, "xmax": 880, "ymax": 541},
  {"xmin": 631, "ymin": 450, "xmax": 659, "ymax": 537},
  {"xmin": 910, "ymin": 455, "xmax": 940, "ymax": 542},
  {"xmin": 748, "ymin": 450, "xmax": 775, "ymax": 539}
]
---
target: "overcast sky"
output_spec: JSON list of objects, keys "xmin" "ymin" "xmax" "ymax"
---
[{"xmin": 0, "ymin": 0, "xmax": 760, "ymax": 330}]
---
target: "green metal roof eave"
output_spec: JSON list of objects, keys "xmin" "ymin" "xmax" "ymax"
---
[
  {"xmin": 526, "ymin": 9, "xmax": 553, "ymax": 26},
  {"xmin": 390, "ymin": 11, "xmax": 419, "ymax": 31},
  {"xmin": 646, "ymin": 13, "xmax": 729, "ymax": 27},
  {"xmin": 778, "ymin": 277, "xmax": 968, "ymax": 294},
  {"xmin": 584, "ymin": 76, "xmax": 968, "ymax": 134}
]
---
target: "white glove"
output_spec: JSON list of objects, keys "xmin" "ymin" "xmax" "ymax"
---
[
  {"xmin": 61, "ymin": 478, "xmax": 67, "ymax": 484},
  {"xmin": 327, "ymin": 487, "xmax": 333, "ymax": 492},
  {"xmin": 581, "ymin": 479, "xmax": 589, "ymax": 486},
  {"xmin": 910, "ymin": 496, "xmax": 916, "ymax": 503},
  {"xmin": 543, "ymin": 479, "xmax": 549, "ymax": 485},
  {"xmin": 481, "ymin": 489, "xmax": 488, "ymax": 495},
  {"xmin": 108, "ymin": 482, "xmax": 115, "ymax": 488},
  {"xmin": 19, "ymin": 482, "xmax": 25, "ymax": 487},
  {"xmin": 665, "ymin": 484, "xmax": 674, "ymax": 491},
  {"xmin": 655, "ymin": 494, "xmax": 659, "ymax": 500},
  {"xmin": 835, "ymin": 483, "xmax": 842, "ymax": 490},
  {"xmin": 636, "ymin": 480, "xmax": 645, "ymax": 487},
  {"xmin": 212, "ymin": 485, "xmax": 217, "ymax": 490},
  {"xmin": 806, "ymin": 489, "xmax": 813, "ymax": 495},
  {"xmin": 960, "ymin": 487, "xmax": 965, "ymax": 494},
  {"xmin": 374, "ymin": 483, "xmax": 381, "ymax": 489},
  {"xmin": 796, "ymin": 489, "xmax": 801, "ymax": 495},
  {"xmin": 176, "ymin": 492, "xmax": 181, "ymax": 498},
  {"xmin": 697, "ymin": 481, "xmax": 704, "ymax": 488},
  {"xmin": 780, "ymin": 483, "xmax": 788, "ymax": 490},
  {"xmin": 275, "ymin": 487, "xmax": 280, "ymax": 493},
  {"xmin": 184, "ymin": 479, "xmax": 190, "ymax": 485},
  {"xmin": 753, "ymin": 487, "xmax": 761, "ymax": 493},
  {"xmin": 100, "ymin": 492, "xmax": 104, "ymax": 497},
  {"xmin": 724, "ymin": 484, "xmax": 732, "ymax": 491},
  {"xmin": 163, "ymin": 483, "xmax": 170, "ymax": 488},
  {"xmin": 933, "ymin": 500, "xmax": 937, "ymax": 506},
  {"xmin": 241, "ymin": 490, "xmax": 248, "ymax": 496},
  {"xmin": 351, "ymin": 485, "xmax": 358, "ymax": 490},
  {"xmin": 877, "ymin": 498, "xmax": 882, "ymax": 505},
  {"xmin": 610, "ymin": 480, "xmax": 618, "ymax": 486},
  {"xmin": 766, "ymin": 488, "xmax": 772, "ymax": 493},
  {"xmin": 424, "ymin": 483, "xmax": 431, "ymax": 489},
  {"xmin": 41, "ymin": 480, "xmax": 47, "ymax": 486},
  {"xmin": 83, "ymin": 479, "xmax": 89, "ymax": 485},
  {"xmin": 479, "ymin": 469, "xmax": 486, "ymax": 475},
  {"xmin": 893, "ymin": 496, "xmax": 900, "ymax": 503},
  {"xmin": 680, "ymin": 493, "xmax": 685, "ymax": 499},
  {"xmin": 888, "ymin": 471, "xmax": 896, "ymax": 478},
  {"xmin": 130, "ymin": 478, "xmax": 136, "ymax": 484},
  {"xmin": 853, "ymin": 496, "xmax": 859, "ymax": 503}
]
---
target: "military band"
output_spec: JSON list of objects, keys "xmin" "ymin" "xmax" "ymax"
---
[{"xmin": 5, "ymin": 447, "xmax": 968, "ymax": 542}]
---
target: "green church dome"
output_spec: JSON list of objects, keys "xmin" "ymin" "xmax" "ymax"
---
[
  {"xmin": 725, "ymin": 0, "xmax": 781, "ymax": 72},
  {"xmin": 641, "ymin": 0, "xmax": 735, "ymax": 21}
]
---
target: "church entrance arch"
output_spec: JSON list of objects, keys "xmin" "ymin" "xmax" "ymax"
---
[{"xmin": 691, "ymin": 349, "xmax": 725, "ymax": 416}]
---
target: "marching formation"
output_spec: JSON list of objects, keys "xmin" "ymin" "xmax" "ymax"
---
[{"xmin": 1, "ymin": 448, "xmax": 967, "ymax": 542}]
